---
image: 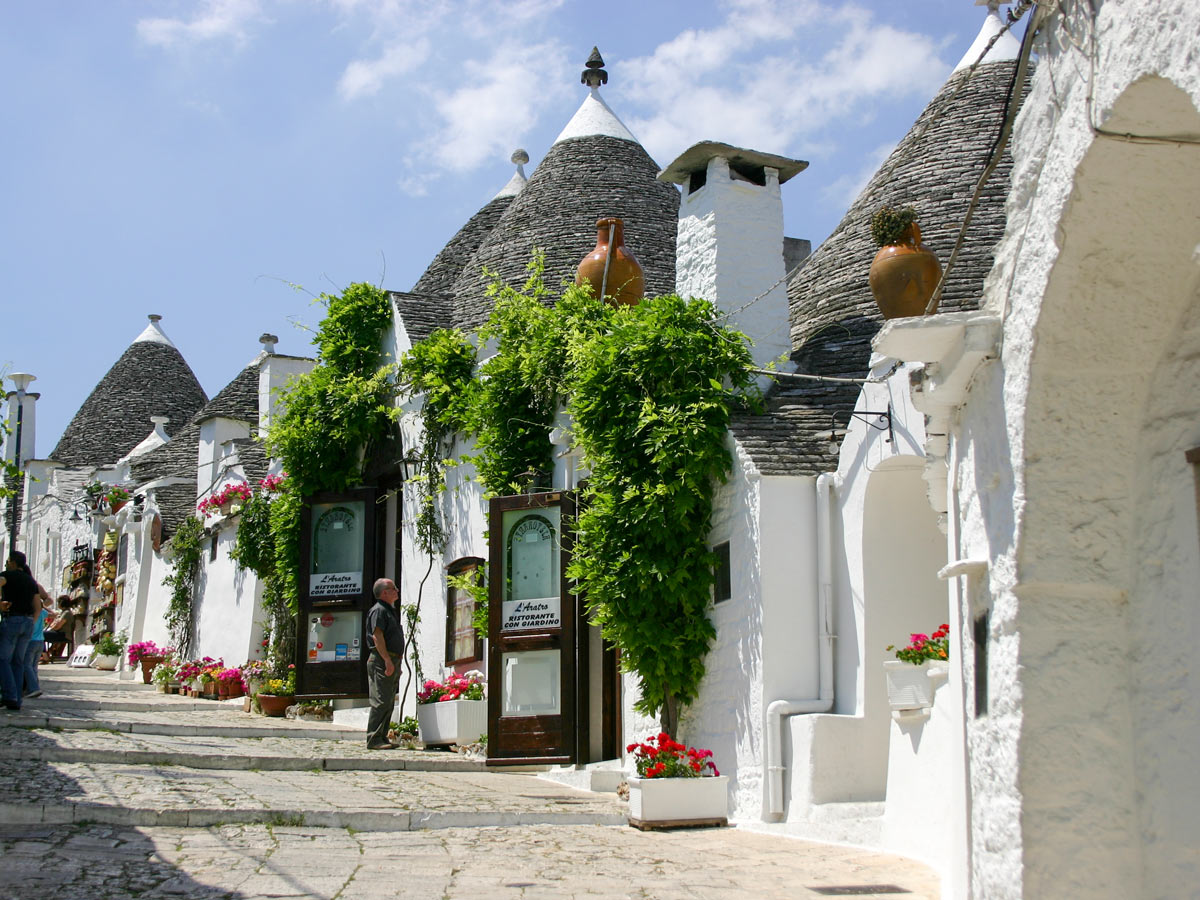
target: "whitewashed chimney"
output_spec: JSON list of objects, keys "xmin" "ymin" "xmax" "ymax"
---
[{"xmin": 659, "ymin": 143, "xmax": 809, "ymax": 383}]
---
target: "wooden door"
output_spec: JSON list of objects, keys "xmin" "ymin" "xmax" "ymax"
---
[{"xmin": 486, "ymin": 492, "xmax": 576, "ymax": 766}]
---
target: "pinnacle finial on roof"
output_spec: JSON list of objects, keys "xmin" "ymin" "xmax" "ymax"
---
[
  {"xmin": 511, "ymin": 148, "xmax": 529, "ymax": 177},
  {"xmin": 581, "ymin": 47, "xmax": 607, "ymax": 88},
  {"xmin": 259, "ymin": 333, "xmax": 279, "ymax": 353},
  {"xmin": 148, "ymin": 314, "xmax": 162, "ymax": 323}
]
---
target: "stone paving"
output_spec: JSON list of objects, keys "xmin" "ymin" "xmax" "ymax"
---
[
  {"xmin": 0, "ymin": 822, "xmax": 939, "ymax": 899},
  {"xmin": 0, "ymin": 664, "xmax": 942, "ymax": 898}
]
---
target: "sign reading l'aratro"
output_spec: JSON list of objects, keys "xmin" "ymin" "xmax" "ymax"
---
[
  {"xmin": 501, "ymin": 597, "xmax": 561, "ymax": 631},
  {"xmin": 310, "ymin": 571, "xmax": 362, "ymax": 597}
]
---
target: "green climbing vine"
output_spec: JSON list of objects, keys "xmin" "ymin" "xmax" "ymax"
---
[
  {"xmin": 397, "ymin": 256, "xmax": 757, "ymax": 737},
  {"xmin": 565, "ymin": 294, "xmax": 757, "ymax": 737},
  {"xmin": 251, "ymin": 282, "xmax": 397, "ymax": 672},
  {"xmin": 162, "ymin": 514, "xmax": 205, "ymax": 658},
  {"xmin": 396, "ymin": 326, "xmax": 477, "ymax": 701}
]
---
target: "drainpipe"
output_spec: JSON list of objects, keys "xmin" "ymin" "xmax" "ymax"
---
[{"xmin": 765, "ymin": 472, "xmax": 838, "ymax": 817}]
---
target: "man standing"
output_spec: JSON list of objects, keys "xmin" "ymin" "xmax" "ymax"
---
[
  {"xmin": 0, "ymin": 551, "xmax": 50, "ymax": 711},
  {"xmin": 365, "ymin": 577, "xmax": 404, "ymax": 750}
]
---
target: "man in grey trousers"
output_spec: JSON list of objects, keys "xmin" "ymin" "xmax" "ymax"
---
[{"xmin": 365, "ymin": 578, "xmax": 404, "ymax": 749}]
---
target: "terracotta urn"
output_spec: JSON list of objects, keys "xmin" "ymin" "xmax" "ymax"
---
[
  {"xmin": 139, "ymin": 656, "xmax": 164, "ymax": 684},
  {"xmin": 868, "ymin": 222, "xmax": 942, "ymax": 318},
  {"xmin": 575, "ymin": 217, "xmax": 645, "ymax": 306},
  {"xmin": 257, "ymin": 693, "xmax": 293, "ymax": 717}
]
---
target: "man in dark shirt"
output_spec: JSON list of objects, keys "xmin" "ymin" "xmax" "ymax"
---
[
  {"xmin": 0, "ymin": 551, "xmax": 50, "ymax": 711},
  {"xmin": 365, "ymin": 577, "xmax": 404, "ymax": 749}
]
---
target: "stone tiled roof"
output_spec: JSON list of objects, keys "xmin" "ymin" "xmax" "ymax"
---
[
  {"xmin": 390, "ymin": 292, "xmax": 455, "ymax": 344},
  {"xmin": 734, "ymin": 61, "xmax": 1025, "ymax": 476},
  {"xmin": 449, "ymin": 134, "xmax": 680, "ymax": 331},
  {"xmin": 130, "ymin": 363, "xmax": 263, "ymax": 537},
  {"xmin": 152, "ymin": 481, "xmax": 199, "ymax": 541},
  {"xmin": 51, "ymin": 340, "xmax": 208, "ymax": 467},
  {"xmin": 194, "ymin": 364, "xmax": 260, "ymax": 424},
  {"xmin": 412, "ymin": 194, "xmax": 517, "ymax": 297}
]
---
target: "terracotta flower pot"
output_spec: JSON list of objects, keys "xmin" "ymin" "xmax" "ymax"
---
[
  {"xmin": 257, "ymin": 694, "xmax": 293, "ymax": 717},
  {"xmin": 139, "ymin": 656, "xmax": 164, "ymax": 684},
  {"xmin": 868, "ymin": 222, "xmax": 942, "ymax": 319},
  {"xmin": 575, "ymin": 217, "xmax": 645, "ymax": 307}
]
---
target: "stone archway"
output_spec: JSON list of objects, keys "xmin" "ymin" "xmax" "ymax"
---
[{"xmin": 1015, "ymin": 76, "xmax": 1200, "ymax": 897}]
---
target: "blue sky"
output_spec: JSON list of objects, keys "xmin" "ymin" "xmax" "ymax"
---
[{"xmin": 1, "ymin": 0, "xmax": 1016, "ymax": 453}]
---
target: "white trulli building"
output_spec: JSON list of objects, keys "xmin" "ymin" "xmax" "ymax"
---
[{"xmin": 6, "ymin": 3, "xmax": 1197, "ymax": 895}]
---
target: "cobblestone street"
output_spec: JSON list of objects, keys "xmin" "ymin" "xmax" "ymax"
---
[{"xmin": 0, "ymin": 666, "xmax": 940, "ymax": 899}]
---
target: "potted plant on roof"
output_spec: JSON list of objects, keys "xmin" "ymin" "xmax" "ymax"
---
[
  {"xmin": 884, "ymin": 623, "xmax": 951, "ymax": 712},
  {"xmin": 625, "ymin": 733, "xmax": 728, "ymax": 830},
  {"xmin": 416, "ymin": 670, "xmax": 487, "ymax": 747},
  {"xmin": 104, "ymin": 485, "xmax": 132, "ymax": 514},
  {"xmin": 84, "ymin": 480, "xmax": 106, "ymax": 510},
  {"xmin": 868, "ymin": 205, "xmax": 943, "ymax": 319}
]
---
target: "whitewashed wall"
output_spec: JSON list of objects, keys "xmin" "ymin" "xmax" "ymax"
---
[{"xmin": 949, "ymin": 2, "xmax": 1200, "ymax": 895}]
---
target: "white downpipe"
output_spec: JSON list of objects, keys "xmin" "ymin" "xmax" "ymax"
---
[{"xmin": 766, "ymin": 472, "xmax": 838, "ymax": 818}]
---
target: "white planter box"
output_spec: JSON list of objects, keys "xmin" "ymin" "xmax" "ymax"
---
[
  {"xmin": 884, "ymin": 660, "xmax": 947, "ymax": 711},
  {"xmin": 627, "ymin": 775, "xmax": 729, "ymax": 829},
  {"xmin": 92, "ymin": 654, "xmax": 119, "ymax": 671},
  {"xmin": 417, "ymin": 699, "xmax": 488, "ymax": 746}
]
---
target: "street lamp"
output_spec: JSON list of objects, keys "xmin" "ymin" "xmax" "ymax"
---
[{"xmin": 7, "ymin": 372, "xmax": 35, "ymax": 551}]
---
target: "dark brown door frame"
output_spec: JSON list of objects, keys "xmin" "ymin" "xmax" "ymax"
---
[
  {"xmin": 486, "ymin": 491, "xmax": 577, "ymax": 766},
  {"xmin": 295, "ymin": 485, "xmax": 377, "ymax": 700}
]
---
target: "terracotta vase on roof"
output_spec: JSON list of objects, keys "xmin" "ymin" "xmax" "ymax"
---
[
  {"xmin": 576, "ymin": 217, "xmax": 645, "ymax": 306},
  {"xmin": 868, "ymin": 221, "xmax": 942, "ymax": 318}
]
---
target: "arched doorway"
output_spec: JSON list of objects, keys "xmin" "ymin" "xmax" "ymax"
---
[{"xmin": 1014, "ymin": 76, "xmax": 1200, "ymax": 896}]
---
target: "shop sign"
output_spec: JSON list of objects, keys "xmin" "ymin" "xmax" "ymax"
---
[
  {"xmin": 309, "ymin": 571, "xmax": 362, "ymax": 597},
  {"xmin": 501, "ymin": 597, "xmax": 561, "ymax": 631}
]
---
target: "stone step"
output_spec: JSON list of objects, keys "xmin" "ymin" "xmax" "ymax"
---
[
  {"xmin": 2, "ymin": 758, "xmax": 626, "ymax": 832},
  {"xmin": 0, "ymin": 801, "xmax": 627, "ymax": 831},
  {"xmin": 0, "ymin": 745, "xmax": 491, "ymax": 772},
  {"xmin": 6, "ymin": 711, "xmax": 364, "ymax": 740},
  {"xmin": 25, "ymin": 696, "xmax": 232, "ymax": 713}
]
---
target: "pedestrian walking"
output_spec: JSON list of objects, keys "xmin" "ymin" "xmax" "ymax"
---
[
  {"xmin": 23, "ymin": 591, "xmax": 50, "ymax": 698},
  {"xmin": 365, "ymin": 577, "xmax": 404, "ymax": 750},
  {"xmin": 0, "ymin": 551, "xmax": 51, "ymax": 711}
]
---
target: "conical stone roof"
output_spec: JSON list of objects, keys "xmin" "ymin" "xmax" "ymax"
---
[
  {"xmin": 787, "ymin": 60, "xmax": 1024, "ymax": 351},
  {"xmin": 50, "ymin": 316, "xmax": 208, "ymax": 467},
  {"xmin": 448, "ymin": 73, "xmax": 679, "ymax": 330},
  {"xmin": 732, "ymin": 58, "xmax": 1027, "ymax": 476}
]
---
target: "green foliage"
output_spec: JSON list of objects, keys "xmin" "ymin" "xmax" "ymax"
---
[
  {"xmin": 238, "ymin": 282, "xmax": 398, "ymax": 674},
  {"xmin": 397, "ymin": 327, "xmax": 477, "ymax": 556},
  {"xmin": 94, "ymin": 630, "xmax": 127, "ymax": 657},
  {"xmin": 447, "ymin": 565, "xmax": 489, "ymax": 641},
  {"xmin": 870, "ymin": 205, "xmax": 918, "ymax": 247},
  {"xmin": 162, "ymin": 516, "xmax": 205, "ymax": 657},
  {"xmin": 267, "ymin": 365, "xmax": 396, "ymax": 495},
  {"xmin": 470, "ymin": 256, "xmax": 609, "ymax": 496},
  {"xmin": 398, "ymin": 261, "xmax": 757, "ymax": 737},
  {"xmin": 267, "ymin": 282, "xmax": 397, "ymax": 496},
  {"xmin": 313, "ymin": 281, "xmax": 396, "ymax": 378},
  {"xmin": 565, "ymin": 294, "xmax": 757, "ymax": 735},
  {"xmin": 229, "ymin": 489, "xmax": 273, "ymax": 579}
]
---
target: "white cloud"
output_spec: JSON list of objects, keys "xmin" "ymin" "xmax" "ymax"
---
[
  {"xmin": 620, "ymin": 0, "xmax": 951, "ymax": 166},
  {"xmin": 424, "ymin": 41, "xmax": 571, "ymax": 173},
  {"xmin": 338, "ymin": 39, "xmax": 432, "ymax": 100},
  {"xmin": 137, "ymin": 0, "xmax": 263, "ymax": 48}
]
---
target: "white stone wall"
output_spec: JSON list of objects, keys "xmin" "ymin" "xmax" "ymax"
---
[
  {"xmin": 674, "ymin": 156, "xmax": 792, "ymax": 379},
  {"xmin": 677, "ymin": 437, "xmax": 767, "ymax": 819},
  {"xmin": 949, "ymin": 2, "xmax": 1200, "ymax": 895}
]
